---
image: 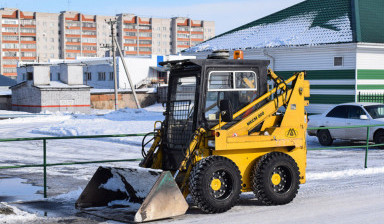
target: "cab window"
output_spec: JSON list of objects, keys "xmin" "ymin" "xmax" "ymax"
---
[{"xmin": 205, "ymin": 71, "xmax": 257, "ymax": 122}]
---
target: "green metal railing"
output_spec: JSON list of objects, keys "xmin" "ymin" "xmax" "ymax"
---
[
  {"xmin": 0, "ymin": 124, "xmax": 383, "ymax": 199},
  {"xmin": 0, "ymin": 133, "xmax": 151, "ymax": 198},
  {"xmin": 308, "ymin": 123, "xmax": 384, "ymax": 168}
]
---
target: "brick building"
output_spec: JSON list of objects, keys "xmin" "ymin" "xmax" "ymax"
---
[{"xmin": 0, "ymin": 8, "xmax": 215, "ymax": 79}]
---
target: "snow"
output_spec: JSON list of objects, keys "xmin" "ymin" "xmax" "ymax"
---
[
  {"xmin": 0, "ymin": 202, "xmax": 39, "ymax": 223},
  {"xmin": 0, "ymin": 104, "xmax": 383, "ymax": 223},
  {"xmin": 187, "ymin": 13, "xmax": 353, "ymax": 52}
]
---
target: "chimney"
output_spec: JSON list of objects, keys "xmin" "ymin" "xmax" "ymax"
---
[
  {"xmin": 32, "ymin": 65, "xmax": 50, "ymax": 85},
  {"xmin": 60, "ymin": 64, "xmax": 83, "ymax": 85}
]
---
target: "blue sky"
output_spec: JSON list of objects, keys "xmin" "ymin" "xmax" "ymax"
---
[{"xmin": 0, "ymin": 0, "xmax": 304, "ymax": 35}]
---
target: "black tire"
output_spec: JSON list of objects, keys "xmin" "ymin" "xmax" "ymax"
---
[
  {"xmin": 189, "ymin": 156, "xmax": 242, "ymax": 213},
  {"xmin": 252, "ymin": 152, "xmax": 300, "ymax": 205},
  {"xmin": 317, "ymin": 129, "xmax": 333, "ymax": 146},
  {"xmin": 374, "ymin": 130, "xmax": 384, "ymax": 147}
]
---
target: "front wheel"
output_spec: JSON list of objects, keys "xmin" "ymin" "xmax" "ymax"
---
[
  {"xmin": 189, "ymin": 156, "xmax": 242, "ymax": 213},
  {"xmin": 252, "ymin": 152, "xmax": 300, "ymax": 205},
  {"xmin": 317, "ymin": 129, "xmax": 333, "ymax": 146}
]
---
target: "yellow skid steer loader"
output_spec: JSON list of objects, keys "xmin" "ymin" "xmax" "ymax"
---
[{"xmin": 76, "ymin": 51, "xmax": 310, "ymax": 222}]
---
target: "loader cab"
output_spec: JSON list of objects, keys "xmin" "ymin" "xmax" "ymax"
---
[{"xmin": 161, "ymin": 59, "xmax": 269, "ymax": 170}]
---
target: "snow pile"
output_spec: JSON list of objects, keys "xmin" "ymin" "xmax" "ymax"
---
[
  {"xmin": 0, "ymin": 202, "xmax": 39, "ymax": 223},
  {"xmin": 32, "ymin": 105, "xmax": 164, "ymax": 145},
  {"xmin": 0, "ymin": 113, "xmax": 71, "ymax": 125},
  {"xmin": 188, "ymin": 12, "xmax": 352, "ymax": 52},
  {"xmin": 307, "ymin": 166, "xmax": 384, "ymax": 180}
]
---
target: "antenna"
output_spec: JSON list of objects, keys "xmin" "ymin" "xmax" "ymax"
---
[{"xmin": 67, "ymin": 0, "xmax": 71, "ymax": 11}]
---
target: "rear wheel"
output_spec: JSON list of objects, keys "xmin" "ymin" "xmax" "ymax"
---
[
  {"xmin": 374, "ymin": 130, "xmax": 384, "ymax": 147},
  {"xmin": 317, "ymin": 129, "xmax": 333, "ymax": 146},
  {"xmin": 252, "ymin": 152, "xmax": 300, "ymax": 205},
  {"xmin": 189, "ymin": 156, "xmax": 242, "ymax": 213}
]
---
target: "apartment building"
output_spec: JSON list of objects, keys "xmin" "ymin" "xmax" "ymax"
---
[{"xmin": 0, "ymin": 8, "xmax": 215, "ymax": 80}]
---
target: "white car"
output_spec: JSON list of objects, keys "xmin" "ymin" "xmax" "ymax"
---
[{"xmin": 308, "ymin": 103, "xmax": 384, "ymax": 146}]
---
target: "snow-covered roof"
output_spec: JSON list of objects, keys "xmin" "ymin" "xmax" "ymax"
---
[
  {"xmin": 187, "ymin": 0, "xmax": 384, "ymax": 52},
  {"xmin": 36, "ymin": 81, "xmax": 90, "ymax": 89}
]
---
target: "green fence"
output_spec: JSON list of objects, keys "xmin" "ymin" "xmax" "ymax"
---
[
  {"xmin": 0, "ymin": 133, "xmax": 150, "ymax": 198},
  {"xmin": 0, "ymin": 124, "xmax": 383, "ymax": 199},
  {"xmin": 308, "ymin": 124, "xmax": 384, "ymax": 168}
]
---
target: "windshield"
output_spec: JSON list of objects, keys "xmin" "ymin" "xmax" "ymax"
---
[{"xmin": 364, "ymin": 105, "xmax": 384, "ymax": 119}]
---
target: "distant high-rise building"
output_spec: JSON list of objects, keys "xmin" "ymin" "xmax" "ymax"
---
[{"xmin": 0, "ymin": 8, "xmax": 215, "ymax": 79}]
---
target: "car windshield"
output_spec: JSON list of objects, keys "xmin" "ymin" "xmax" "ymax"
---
[{"xmin": 364, "ymin": 105, "xmax": 384, "ymax": 119}]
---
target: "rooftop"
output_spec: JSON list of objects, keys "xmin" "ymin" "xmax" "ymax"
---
[{"xmin": 187, "ymin": 0, "xmax": 384, "ymax": 52}]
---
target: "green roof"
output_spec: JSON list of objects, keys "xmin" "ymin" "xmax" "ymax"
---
[{"xmin": 188, "ymin": 0, "xmax": 384, "ymax": 52}]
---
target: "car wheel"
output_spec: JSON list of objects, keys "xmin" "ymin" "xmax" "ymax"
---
[
  {"xmin": 317, "ymin": 129, "xmax": 333, "ymax": 146},
  {"xmin": 374, "ymin": 130, "xmax": 384, "ymax": 147}
]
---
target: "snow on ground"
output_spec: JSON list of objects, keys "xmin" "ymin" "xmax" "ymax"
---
[{"xmin": 0, "ymin": 104, "xmax": 383, "ymax": 223}]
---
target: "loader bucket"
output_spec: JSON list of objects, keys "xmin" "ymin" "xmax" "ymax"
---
[{"xmin": 76, "ymin": 166, "xmax": 188, "ymax": 222}]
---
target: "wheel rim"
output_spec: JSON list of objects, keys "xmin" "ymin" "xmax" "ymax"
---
[
  {"xmin": 209, "ymin": 170, "xmax": 233, "ymax": 200},
  {"xmin": 270, "ymin": 166, "xmax": 292, "ymax": 194},
  {"xmin": 320, "ymin": 133, "xmax": 328, "ymax": 142}
]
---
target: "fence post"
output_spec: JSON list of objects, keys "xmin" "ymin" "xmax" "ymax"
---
[
  {"xmin": 365, "ymin": 126, "xmax": 370, "ymax": 168},
  {"xmin": 43, "ymin": 139, "xmax": 47, "ymax": 198}
]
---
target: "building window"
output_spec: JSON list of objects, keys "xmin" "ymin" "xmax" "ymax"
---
[
  {"xmin": 27, "ymin": 72, "xmax": 33, "ymax": 80},
  {"xmin": 58, "ymin": 73, "xmax": 61, "ymax": 81},
  {"xmin": 50, "ymin": 73, "xmax": 52, "ymax": 81},
  {"xmin": 98, "ymin": 72, "xmax": 106, "ymax": 81},
  {"xmin": 109, "ymin": 72, "xmax": 114, "ymax": 80},
  {"xmin": 84, "ymin": 72, "xmax": 92, "ymax": 81},
  {"xmin": 334, "ymin": 57, "xmax": 343, "ymax": 66}
]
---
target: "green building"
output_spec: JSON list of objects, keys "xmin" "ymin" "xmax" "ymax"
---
[{"xmin": 185, "ymin": 0, "xmax": 384, "ymax": 113}]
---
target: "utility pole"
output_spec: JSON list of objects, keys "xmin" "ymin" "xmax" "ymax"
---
[{"xmin": 105, "ymin": 19, "xmax": 118, "ymax": 111}]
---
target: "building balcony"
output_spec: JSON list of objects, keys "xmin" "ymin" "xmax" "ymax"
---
[
  {"xmin": 123, "ymin": 36, "xmax": 137, "ymax": 39},
  {"xmin": 3, "ymin": 73, "xmax": 17, "ymax": 77},
  {"xmin": 82, "ymin": 42, "xmax": 97, "ymax": 46},
  {"xmin": 82, "ymin": 50, "xmax": 97, "ymax": 54},
  {"xmin": 21, "ymin": 57, "xmax": 36, "ymax": 60},
  {"xmin": 2, "ymin": 49, "xmax": 19, "ymax": 52},
  {"xmin": 65, "ymin": 34, "xmax": 81, "ymax": 38},
  {"xmin": 138, "ymin": 51, "xmax": 151, "ymax": 55},
  {"xmin": 2, "ymin": 24, "xmax": 18, "ymax": 27},
  {"xmin": 2, "ymin": 40, "xmax": 19, "ymax": 44},
  {"xmin": 138, "ymin": 37, "xmax": 151, "ymax": 40},
  {"xmin": 20, "ymin": 48, "xmax": 36, "ymax": 52},
  {"xmin": 139, "ymin": 29, "xmax": 151, "ymax": 33},
  {"xmin": 123, "ymin": 28, "xmax": 137, "ymax": 32},
  {"xmin": 66, "ymin": 49, "xmax": 81, "ymax": 53},
  {"xmin": 177, "ymin": 31, "xmax": 190, "ymax": 34},
  {"xmin": 191, "ymin": 31, "xmax": 203, "ymax": 34},
  {"xmin": 2, "ymin": 57, "xmax": 19, "ymax": 60},
  {"xmin": 19, "ymin": 32, "xmax": 36, "ymax": 36},
  {"xmin": 65, "ymin": 42, "xmax": 81, "ymax": 45},
  {"xmin": 82, "ymin": 27, "xmax": 96, "ymax": 31},
  {"xmin": 125, "ymin": 51, "xmax": 137, "ymax": 55},
  {"xmin": 123, "ymin": 43, "xmax": 137, "ymax": 46},
  {"xmin": 20, "ymin": 40, "xmax": 37, "ymax": 44},
  {"xmin": 138, "ymin": 44, "xmax": 151, "ymax": 47},
  {"xmin": 191, "ymin": 38, "xmax": 204, "ymax": 42},
  {"xmin": 82, "ymin": 34, "xmax": 97, "ymax": 38},
  {"xmin": 2, "ymin": 32, "xmax": 19, "ymax": 36},
  {"xmin": 3, "ymin": 64, "xmax": 17, "ymax": 68},
  {"xmin": 20, "ymin": 24, "xmax": 36, "ymax": 28},
  {"xmin": 66, "ymin": 26, "xmax": 81, "ymax": 29},
  {"xmin": 177, "ymin": 45, "xmax": 190, "ymax": 48}
]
